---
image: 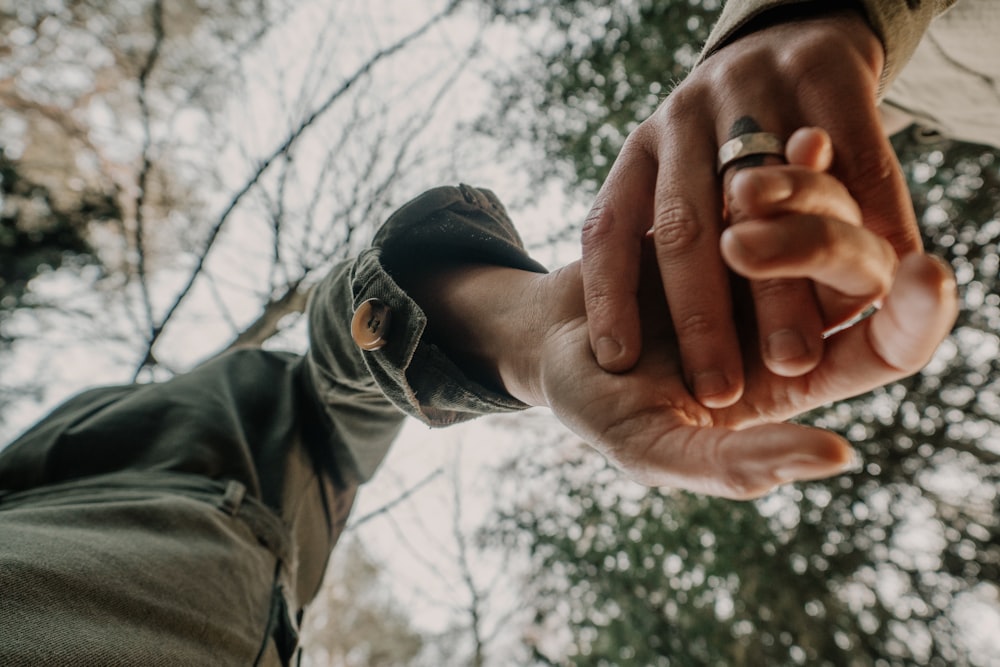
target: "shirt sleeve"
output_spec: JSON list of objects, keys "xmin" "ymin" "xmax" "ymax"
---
[
  {"xmin": 305, "ymin": 184, "xmax": 548, "ymax": 480},
  {"xmin": 698, "ymin": 0, "xmax": 957, "ymax": 95}
]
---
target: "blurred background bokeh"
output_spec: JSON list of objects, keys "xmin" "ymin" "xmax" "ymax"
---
[{"xmin": 1, "ymin": 1, "xmax": 997, "ymax": 665}]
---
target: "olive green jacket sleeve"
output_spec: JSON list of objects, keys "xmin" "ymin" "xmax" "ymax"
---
[
  {"xmin": 699, "ymin": 0, "xmax": 957, "ymax": 94},
  {"xmin": 305, "ymin": 184, "xmax": 547, "ymax": 480}
]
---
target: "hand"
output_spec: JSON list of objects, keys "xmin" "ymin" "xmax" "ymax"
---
[
  {"xmin": 533, "ymin": 168, "xmax": 954, "ymax": 498},
  {"xmin": 580, "ymin": 8, "xmax": 922, "ymax": 410},
  {"xmin": 410, "ymin": 155, "xmax": 956, "ymax": 499}
]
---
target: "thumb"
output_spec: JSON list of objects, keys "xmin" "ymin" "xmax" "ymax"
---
[{"xmin": 620, "ymin": 422, "xmax": 854, "ymax": 500}]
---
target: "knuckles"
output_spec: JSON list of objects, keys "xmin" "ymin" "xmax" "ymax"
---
[
  {"xmin": 672, "ymin": 310, "xmax": 718, "ymax": 341},
  {"xmin": 651, "ymin": 197, "xmax": 704, "ymax": 253},
  {"xmin": 751, "ymin": 277, "xmax": 808, "ymax": 303},
  {"xmin": 580, "ymin": 197, "xmax": 614, "ymax": 249}
]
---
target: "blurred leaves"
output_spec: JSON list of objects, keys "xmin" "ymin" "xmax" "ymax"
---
[
  {"xmin": 0, "ymin": 0, "xmax": 477, "ymax": 430},
  {"xmin": 4, "ymin": 0, "xmax": 999, "ymax": 663},
  {"xmin": 0, "ymin": 147, "xmax": 113, "ymax": 327},
  {"xmin": 479, "ymin": 0, "xmax": 721, "ymax": 196},
  {"xmin": 480, "ymin": 2, "xmax": 1000, "ymax": 665}
]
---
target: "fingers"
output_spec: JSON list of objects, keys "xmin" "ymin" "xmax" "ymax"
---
[
  {"xmin": 634, "ymin": 255, "xmax": 956, "ymax": 501},
  {"xmin": 726, "ymin": 162, "xmax": 861, "ymax": 228},
  {"xmin": 785, "ymin": 126, "xmax": 834, "ymax": 171},
  {"xmin": 616, "ymin": 422, "xmax": 853, "ymax": 500},
  {"xmin": 581, "ymin": 143, "xmax": 655, "ymax": 373},
  {"xmin": 806, "ymin": 252, "xmax": 958, "ymax": 403},
  {"xmin": 722, "ymin": 215, "xmax": 897, "ymax": 328},
  {"xmin": 722, "ymin": 162, "xmax": 898, "ymax": 332},
  {"xmin": 721, "ymin": 165, "xmax": 894, "ymax": 301},
  {"xmin": 722, "ymin": 133, "xmax": 835, "ymax": 378},
  {"xmin": 648, "ymin": 113, "xmax": 744, "ymax": 408},
  {"xmin": 857, "ymin": 253, "xmax": 958, "ymax": 372},
  {"xmin": 824, "ymin": 106, "xmax": 925, "ymax": 258},
  {"xmin": 586, "ymin": 98, "xmax": 745, "ymax": 405}
]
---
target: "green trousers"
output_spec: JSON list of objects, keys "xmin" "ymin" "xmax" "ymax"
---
[{"xmin": 0, "ymin": 471, "xmax": 304, "ymax": 666}]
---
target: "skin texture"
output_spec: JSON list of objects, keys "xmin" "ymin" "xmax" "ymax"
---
[
  {"xmin": 580, "ymin": 9, "xmax": 921, "ymax": 412},
  {"xmin": 410, "ymin": 130, "xmax": 957, "ymax": 499}
]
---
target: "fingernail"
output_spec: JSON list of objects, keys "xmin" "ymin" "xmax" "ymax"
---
[
  {"xmin": 733, "ymin": 170, "xmax": 794, "ymax": 205},
  {"xmin": 693, "ymin": 370, "xmax": 730, "ymax": 401},
  {"xmin": 595, "ymin": 337, "xmax": 623, "ymax": 366},
  {"xmin": 774, "ymin": 455, "xmax": 841, "ymax": 482},
  {"xmin": 842, "ymin": 449, "xmax": 863, "ymax": 473},
  {"xmin": 767, "ymin": 329, "xmax": 808, "ymax": 362}
]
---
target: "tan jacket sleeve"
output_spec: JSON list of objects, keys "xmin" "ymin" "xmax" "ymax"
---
[{"xmin": 699, "ymin": 0, "xmax": 957, "ymax": 94}]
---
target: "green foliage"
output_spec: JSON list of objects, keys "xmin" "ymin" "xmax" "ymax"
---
[
  {"xmin": 0, "ymin": 148, "xmax": 116, "ymax": 334},
  {"xmin": 492, "ymin": 210, "xmax": 1000, "ymax": 661},
  {"xmin": 492, "ymin": 450, "xmax": 884, "ymax": 665},
  {"xmin": 482, "ymin": 2, "xmax": 1000, "ymax": 665},
  {"xmin": 482, "ymin": 0, "xmax": 721, "ymax": 195}
]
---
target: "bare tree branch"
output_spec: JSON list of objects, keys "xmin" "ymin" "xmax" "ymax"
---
[
  {"xmin": 134, "ymin": 0, "xmax": 462, "ymax": 375},
  {"xmin": 380, "ymin": 510, "xmax": 475, "ymax": 612},
  {"xmin": 257, "ymin": 153, "xmax": 293, "ymax": 291},
  {"xmin": 181, "ymin": 8, "xmax": 286, "ymax": 109},
  {"xmin": 202, "ymin": 272, "xmax": 241, "ymax": 333},
  {"xmin": 309, "ymin": 30, "xmax": 481, "ymax": 270},
  {"xmin": 346, "ymin": 467, "xmax": 443, "ymax": 530},
  {"xmin": 133, "ymin": 0, "xmax": 166, "ymax": 350},
  {"xmin": 451, "ymin": 453, "xmax": 487, "ymax": 667},
  {"xmin": 222, "ymin": 280, "xmax": 312, "ymax": 351}
]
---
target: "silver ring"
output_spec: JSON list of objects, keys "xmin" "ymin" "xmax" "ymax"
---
[{"xmin": 717, "ymin": 132, "xmax": 785, "ymax": 173}]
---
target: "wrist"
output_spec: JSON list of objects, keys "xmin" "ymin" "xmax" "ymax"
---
[
  {"xmin": 709, "ymin": 4, "xmax": 883, "ymax": 87},
  {"xmin": 400, "ymin": 263, "xmax": 556, "ymax": 407},
  {"xmin": 724, "ymin": 1, "xmax": 868, "ymax": 46}
]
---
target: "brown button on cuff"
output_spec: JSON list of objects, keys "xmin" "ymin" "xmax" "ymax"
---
[{"xmin": 351, "ymin": 298, "xmax": 391, "ymax": 351}]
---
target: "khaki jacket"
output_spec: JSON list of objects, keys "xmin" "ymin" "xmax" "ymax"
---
[{"xmin": 702, "ymin": 0, "xmax": 1000, "ymax": 148}]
